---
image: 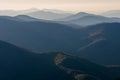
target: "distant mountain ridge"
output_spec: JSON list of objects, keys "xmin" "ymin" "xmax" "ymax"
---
[
  {"xmin": 0, "ymin": 8, "xmax": 73, "ymax": 20},
  {"xmin": 57, "ymin": 12, "xmax": 94, "ymax": 21},
  {"xmin": 57, "ymin": 12, "xmax": 120, "ymax": 26},
  {"xmin": 26, "ymin": 10, "xmax": 72, "ymax": 20},
  {"xmin": 0, "ymin": 15, "xmax": 43, "ymax": 22}
]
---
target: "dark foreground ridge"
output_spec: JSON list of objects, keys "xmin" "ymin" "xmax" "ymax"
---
[{"xmin": 0, "ymin": 40, "xmax": 119, "ymax": 80}]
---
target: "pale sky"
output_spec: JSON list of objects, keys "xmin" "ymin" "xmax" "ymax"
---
[{"xmin": 0, "ymin": 0, "xmax": 120, "ymax": 13}]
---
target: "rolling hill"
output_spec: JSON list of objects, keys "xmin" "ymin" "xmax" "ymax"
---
[
  {"xmin": 0, "ymin": 16, "xmax": 82, "ymax": 53},
  {"xmin": 0, "ymin": 16, "xmax": 120, "ymax": 65},
  {"xmin": 0, "ymin": 40, "xmax": 119, "ymax": 80},
  {"xmin": 77, "ymin": 23, "xmax": 120, "ymax": 65}
]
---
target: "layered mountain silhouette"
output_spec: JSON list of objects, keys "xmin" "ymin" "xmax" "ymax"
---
[
  {"xmin": 0, "ymin": 40, "xmax": 119, "ymax": 80},
  {"xmin": 57, "ymin": 12, "xmax": 120, "ymax": 26},
  {"xmin": 0, "ymin": 9, "xmax": 72, "ymax": 20},
  {"xmin": 0, "ymin": 16, "xmax": 120, "ymax": 65}
]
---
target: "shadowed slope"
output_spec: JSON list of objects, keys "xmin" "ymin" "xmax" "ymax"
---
[
  {"xmin": 0, "ymin": 40, "xmax": 119, "ymax": 80},
  {"xmin": 0, "ymin": 40, "xmax": 75, "ymax": 80},
  {"xmin": 78, "ymin": 23, "xmax": 120, "ymax": 65}
]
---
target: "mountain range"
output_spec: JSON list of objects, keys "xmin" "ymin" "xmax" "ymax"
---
[
  {"xmin": 0, "ymin": 8, "xmax": 72, "ymax": 20},
  {"xmin": 0, "ymin": 40, "xmax": 119, "ymax": 80},
  {"xmin": 0, "ymin": 9, "xmax": 120, "ymax": 80},
  {"xmin": 1, "ymin": 9, "xmax": 120, "ymax": 26},
  {"xmin": 57, "ymin": 12, "xmax": 120, "ymax": 26},
  {"xmin": 0, "ymin": 16, "xmax": 120, "ymax": 65}
]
